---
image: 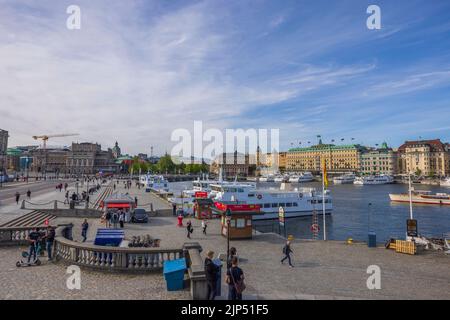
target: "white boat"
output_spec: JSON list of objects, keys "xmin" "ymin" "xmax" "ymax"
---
[
  {"xmin": 259, "ymin": 174, "xmax": 275, "ymax": 182},
  {"xmin": 389, "ymin": 190, "xmax": 450, "ymax": 205},
  {"xmin": 354, "ymin": 175, "xmax": 394, "ymax": 185},
  {"xmin": 440, "ymin": 178, "xmax": 450, "ymax": 187},
  {"xmin": 210, "ymin": 182, "xmax": 332, "ymax": 220},
  {"xmin": 289, "ymin": 172, "xmax": 314, "ymax": 183},
  {"xmin": 273, "ymin": 175, "xmax": 287, "ymax": 183},
  {"xmin": 333, "ymin": 173, "xmax": 356, "ymax": 184},
  {"xmin": 139, "ymin": 174, "xmax": 169, "ymax": 192}
]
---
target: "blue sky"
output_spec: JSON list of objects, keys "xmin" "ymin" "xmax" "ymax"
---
[{"xmin": 1, "ymin": 0, "xmax": 450, "ymax": 155}]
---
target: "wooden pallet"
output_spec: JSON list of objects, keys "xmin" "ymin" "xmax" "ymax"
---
[{"xmin": 394, "ymin": 240, "xmax": 416, "ymax": 255}]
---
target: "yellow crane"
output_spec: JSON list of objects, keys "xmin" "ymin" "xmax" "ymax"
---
[{"xmin": 32, "ymin": 133, "xmax": 80, "ymax": 149}]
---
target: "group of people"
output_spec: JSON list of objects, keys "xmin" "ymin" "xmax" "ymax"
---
[
  {"xmin": 103, "ymin": 209, "xmax": 128, "ymax": 228},
  {"xmin": 204, "ymin": 247, "xmax": 244, "ymax": 301},
  {"xmin": 26, "ymin": 226, "xmax": 56, "ymax": 263},
  {"xmin": 185, "ymin": 219, "xmax": 208, "ymax": 239}
]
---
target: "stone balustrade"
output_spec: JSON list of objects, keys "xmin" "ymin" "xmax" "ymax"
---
[
  {"xmin": 0, "ymin": 226, "xmax": 37, "ymax": 246},
  {"xmin": 54, "ymin": 225, "xmax": 185, "ymax": 272}
]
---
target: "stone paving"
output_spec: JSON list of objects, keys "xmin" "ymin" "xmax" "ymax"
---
[{"xmin": 1, "ymin": 182, "xmax": 449, "ymax": 300}]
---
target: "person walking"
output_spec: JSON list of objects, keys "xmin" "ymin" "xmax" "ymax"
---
[
  {"xmin": 45, "ymin": 226, "xmax": 56, "ymax": 261},
  {"xmin": 172, "ymin": 203, "xmax": 177, "ymax": 216},
  {"xmin": 227, "ymin": 247, "xmax": 238, "ymax": 269},
  {"xmin": 105, "ymin": 210, "xmax": 112, "ymax": 228},
  {"xmin": 112, "ymin": 211, "xmax": 118, "ymax": 228},
  {"xmin": 186, "ymin": 220, "xmax": 193, "ymax": 239},
  {"xmin": 81, "ymin": 219, "xmax": 89, "ymax": 242},
  {"xmin": 281, "ymin": 240, "xmax": 294, "ymax": 267},
  {"xmin": 202, "ymin": 219, "xmax": 208, "ymax": 235},
  {"xmin": 15, "ymin": 192, "xmax": 20, "ymax": 205},
  {"xmin": 26, "ymin": 190, "xmax": 31, "ymax": 199},
  {"xmin": 204, "ymin": 250, "xmax": 219, "ymax": 300},
  {"xmin": 26, "ymin": 228, "xmax": 41, "ymax": 264},
  {"xmin": 134, "ymin": 196, "xmax": 138, "ymax": 207},
  {"xmin": 226, "ymin": 256, "xmax": 245, "ymax": 300},
  {"xmin": 119, "ymin": 211, "xmax": 125, "ymax": 228}
]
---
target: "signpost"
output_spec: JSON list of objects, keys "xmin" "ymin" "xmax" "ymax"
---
[{"xmin": 406, "ymin": 219, "xmax": 418, "ymax": 237}]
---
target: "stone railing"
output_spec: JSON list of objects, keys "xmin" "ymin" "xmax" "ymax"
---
[
  {"xmin": 0, "ymin": 226, "xmax": 37, "ymax": 246},
  {"xmin": 54, "ymin": 225, "xmax": 184, "ymax": 272}
]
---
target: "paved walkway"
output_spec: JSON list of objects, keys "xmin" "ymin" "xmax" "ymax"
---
[{"xmin": 1, "ymin": 182, "xmax": 449, "ymax": 300}]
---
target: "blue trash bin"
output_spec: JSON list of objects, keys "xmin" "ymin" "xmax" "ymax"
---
[
  {"xmin": 163, "ymin": 258, "xmax": 187, "ymax": 291},
  {"xmin": 213, "ymin": 258, "xmax": 223, "ymax": 296},
  {"xmin": 368, "ymin": 232, "xmax": 377, "ymax": 248}
]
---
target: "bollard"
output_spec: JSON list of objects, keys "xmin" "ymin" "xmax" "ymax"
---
[
  {"xmin": 21, "ymin": 200, "xmax": 25, "ymax": 209},
  {"xmin": 150, "ymin": 203, "xmax": 154, "ymax": 213}
]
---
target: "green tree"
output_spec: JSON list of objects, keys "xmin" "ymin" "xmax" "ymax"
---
[{"xmin": 157, "ymin": 155, "xmax": 176, "ymax": 173}]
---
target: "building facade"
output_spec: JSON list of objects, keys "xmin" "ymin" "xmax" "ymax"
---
[
  {"xmin": 112, "ymin": 141, "xmax": 121, "ymax": 159},
  {"xmin": 286, "ymin": 140, "xmax": 365, "ymax": 173},
  {"xmin": 397, "ymin": 139, "xmax": 450, "ymax": 177},
  {"xmin": 210, "ymin": 152, "xmax": 251, "ymax": 177},
  {"xmin": 30, "ymin": 147, "xmax": 69, "ymax": 174},
  {"xmin": 0, "ymin": 129, "xmax": 8, "ymax": 174},
  {"xmin": 360, "ymin": 143, "xmax": 397, "ymax": 175}
]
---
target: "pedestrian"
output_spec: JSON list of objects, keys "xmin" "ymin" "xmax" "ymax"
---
[
  {"xmin": 105, "ymin": 210, "xmax": 112, "ymax": 228},
  {"xmin": 26, "ymin": 228, "xmax": 41, "ymax": 264},
  {"xmin": 113, "ymin": 184, "xmax": 116, "ymax": 190},
  {"xmin": 172, "ymin": 203, "xmax": 177, "ymax": 216},
  {"xmin": 15, "ymin": 192, "xmax": 20, "ymax": 205},
  {"xmin": 26, "ymin": 190, "xmax": 31, "ymax": 199},
  {"xmin": 186, "ymin": 220, "xmax": 193, "ymax": 239},
  {"xmin": 112, "ymin": 211, "xmax": 118, "ymax": 228},
  {"xmin": 202, "ymin": 219, "xmax": 207, "ymax": 235},
  {"xmin": 64, "ymin": 191, "xmax": 69, "ymax": 204},
  {"xmin": 134, "ymin": 196, "xmax": 138, "ymax": 206},
  {"xmin": 226, "ymin": 256, "xmax": 245, "ymax": 300},
  {"xmin": 45, "ymin": 226, "xmax": 56, "ymax": 261},
  {"xmin": 281, "ymin": 240, "xmax": 294, "ymax": 267},
  {"xmin": 119, "ymin": 211, "xmax": 125, "ymax": 228},
  {"xmin": 64, "ymin": 183, "xmax": 68, "ymax": 191},
  {"xmin": 204, "ymin": 250, "xmax": 219, "ymax": 300},
  {"xmin": 81, "ymin": 219, "xmax": 89, "ymax": 242}
]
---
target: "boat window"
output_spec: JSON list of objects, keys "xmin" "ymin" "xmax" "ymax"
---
[
  {"xmin": 286, "ymin": 203, "xmax": 292, "ymax": 207},
  {"xmin": 271, "ymin": 203, "xmax": 278, "ymax": 208},
  {"xmin": 248, "ymin": 194, "xmax": 255, "ymax": 197},
  {"xmin": 238, "ymin": 188, "xmax": 244, "ymax": 192},
  {"xmin": 279, "ymin": 203, "xmax": 285, "ymax": 207},
  {"xmin": 264, "ymin": 203, "xmax": 270, "ymax": 208},
  {"xmin": 293, "ymin": 202, "xmax": 298, "ymax": 207}
]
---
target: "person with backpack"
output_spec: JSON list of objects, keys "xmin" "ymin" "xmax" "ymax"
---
[
  {"xmin": 281, "ymin": 240, "xmax": 294, "ymax": 267},
  {"xmin": 226, "ymin": 256, "xmax": 245, "ymax": 300},
  {"xmin": 202, "ymin": 219, "xmax": 208, "ymax": 235}
]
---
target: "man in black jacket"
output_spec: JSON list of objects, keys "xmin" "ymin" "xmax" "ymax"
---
[
  {"xmin": 204, "ymin": 250, "xmax": 219, "ymax": 300},
  {"xmin": 281, "ymin": 240, "xmax": 294, "ymax": 267}
]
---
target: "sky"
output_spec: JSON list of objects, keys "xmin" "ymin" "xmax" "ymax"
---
[{"xmin": 1, "ymin": 0, "xmax": 450, "ymax": 156}]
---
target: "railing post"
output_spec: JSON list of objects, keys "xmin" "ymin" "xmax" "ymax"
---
[{"xmin": 54, "ymin": 200, "xmax": 58, "ymax": 209}]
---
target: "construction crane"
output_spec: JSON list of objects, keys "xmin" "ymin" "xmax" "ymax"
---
[{"xmin": 32, "ymin": 133, "xmax": 79, "ymax": 149}]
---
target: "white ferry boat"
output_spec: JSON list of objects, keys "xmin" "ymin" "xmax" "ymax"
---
[
  {"xmin": 274, "ymin": 174, "xmax": 287, "ymax": 183},
  {"xmin": 440, "ymin": 178, "xmax": 450, "ymax": 187},
  {"xmin": 333, "ymin": 173, "xmax": 356, "ymax": 184},
  {"xmin": 354, "ymin": 175, "xmax": 394, "ymax": 185},
  {"xmin": 210, "ymin": 182, "xmax": 332, "ymax": 220},
  {"xmin": 389, "ymin": 190, "xmax": 450, "ymax": 205},
  {"xmin": 259, "ymin": 174, "xmax": 275, "ymax": 182},
  {"xmin": 139, "ymin": 174, "xmax": 169, "ymax": 192},
  {"xmin": 289, "ymin": 172, "xmax": 314, "ymax": 183}
]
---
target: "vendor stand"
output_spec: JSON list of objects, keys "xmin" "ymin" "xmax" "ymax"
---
[
  {"xmin": 193, "ymin": 195, "xmax": 215, "ymax": 220},
  {"xmin": 213, "ymin": 202, "xmax": 262, "ymax": 240}
]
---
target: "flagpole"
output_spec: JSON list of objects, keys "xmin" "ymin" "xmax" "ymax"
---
[{"xmin": 322, "ymin": 162, "xmax": 327, "ymax": 241}]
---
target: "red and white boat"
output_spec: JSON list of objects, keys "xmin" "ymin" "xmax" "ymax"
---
[{"xmin": 389, "ymin": 190, "xmax": 450, "ymax": 205}]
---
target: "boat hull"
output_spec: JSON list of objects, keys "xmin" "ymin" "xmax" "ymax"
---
[{"xmin": 389, "ymin": 194, "xmax": 450, "ymax": 205}]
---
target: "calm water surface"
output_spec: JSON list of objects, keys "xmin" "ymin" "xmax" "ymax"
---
[{"xmin": 169, "ymin": 181, "xmax": 450, "ymax": 242}]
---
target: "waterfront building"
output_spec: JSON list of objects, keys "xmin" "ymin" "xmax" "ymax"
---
[
  {"xmin": 210, "ymin": 151, "xmax": 251, "ymax": 178},
  {"xmin": 30, "ymin": 147, "xmax": 70, "ymax": 174},
  {"xmin": 6, "ymin": 148, "xmax": 22, "ymax": 172},
  {"xmin": 255, "ymin": 149, "xmax": 287, "ymax": 175},
  {"xmin": 286, "ymin": 140, "xmax": 365, "ymax": 174},
  {"xmin": 66, "ymin": 142, "xmax": 119, "ymax": 174},
  {"xmin": 397, "ymin": 139, "xmax": 450, "ymax": 177},
  {"xmin": 360, "ymin": 142, "xmax": 398, "ymax": 176}
]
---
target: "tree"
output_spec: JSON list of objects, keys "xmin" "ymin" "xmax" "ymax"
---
[{"xmin": 157, "ymin": 155, "xmax": 176, "ymax": 174}]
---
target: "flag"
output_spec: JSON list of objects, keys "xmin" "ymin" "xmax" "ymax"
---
[{"xmin": 323, "ymin": 160, "xmax": 328, "ymax": 188}]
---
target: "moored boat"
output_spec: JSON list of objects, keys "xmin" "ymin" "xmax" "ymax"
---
[{"xmin": 389, "ymin": 190, "xmax": 450, "ymax": 205}]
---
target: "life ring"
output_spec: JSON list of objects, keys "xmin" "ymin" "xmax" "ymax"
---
[
  {"xmin": 257, "ymin": 194, "xmax": 262, "ymax": 200},
  {"xmin": 310, "ymin": 224, "xmax": 320, "ymax": 232}
]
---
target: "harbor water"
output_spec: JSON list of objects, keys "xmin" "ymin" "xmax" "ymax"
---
[{"xmin": 169, "ymin": 181, "xmax": 450, "ymax": 243}]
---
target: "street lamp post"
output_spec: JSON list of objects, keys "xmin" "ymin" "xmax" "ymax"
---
[{"xmin": 226, "ymin": 209, "xmax": 231, "ymax": 268}]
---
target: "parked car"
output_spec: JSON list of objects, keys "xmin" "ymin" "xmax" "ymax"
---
[{"xmin": 131, "ymin": 208, "xmax": 149, "ymax": 223}]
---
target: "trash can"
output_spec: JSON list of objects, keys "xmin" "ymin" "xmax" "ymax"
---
[
  {"xmin": 368, "ymin": 232, "xmax": 377, "ymax": 248},
  {"xmin": 163, "ymin": 258, "xmax": 187, "ymax": 291},
  {"xmin": 213, "ymin": 258, "xmax": 223, "ymax": 296}
]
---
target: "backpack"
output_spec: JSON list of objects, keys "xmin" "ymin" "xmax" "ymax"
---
[{"xmin": 282, "ymin": 245, "xmax": 287, "ymax": 254}]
